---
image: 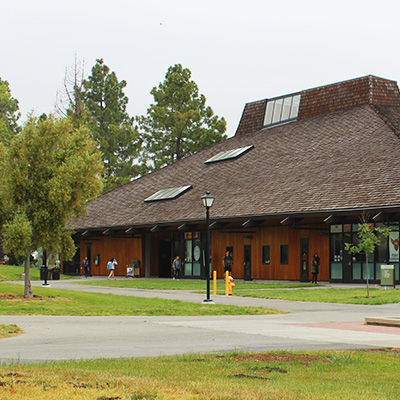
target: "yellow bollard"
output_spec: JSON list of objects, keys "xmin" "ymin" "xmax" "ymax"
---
[
  {"xmin": 225, "ymin": 271, "xmax": 235, "ymax": 295},
  {"xmin": 213, "ymin": 270, "xmax": 217, "ymax": 295}
]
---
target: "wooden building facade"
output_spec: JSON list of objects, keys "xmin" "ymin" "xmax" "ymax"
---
[{"xmin": 67, "ymin": 75, "xmax": 400, "ymax": 283}]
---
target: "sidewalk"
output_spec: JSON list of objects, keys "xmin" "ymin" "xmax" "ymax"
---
[{"xmin": 1, "ymin": 277, "xmax": 400, "ymax": 364}]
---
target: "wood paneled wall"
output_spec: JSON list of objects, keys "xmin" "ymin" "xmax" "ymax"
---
[
  {"xmin": 80, "ymin": 236, "xmax": 142, "ymax": 276},
  {"xmin": 210, "ymin": 225, "xmax": 329, "ymax": 281}
]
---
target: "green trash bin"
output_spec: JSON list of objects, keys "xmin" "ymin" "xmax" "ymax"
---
[{"xmin": 380, "ymin": 265, "xmax": 395, "ymax": 288}]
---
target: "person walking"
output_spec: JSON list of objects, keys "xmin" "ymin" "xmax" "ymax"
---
[
  {"xmin": 223, "ymin": 251, "xmax": 233, "ymax": 276},
  {"xmin": 81, "ymin": 257, "xmax": 90, "ymax": 278},
  {"xmin": 172, "ymin": 256, "xmax": 181, "ymax": 280},
  {"xmin": 107, "ymin": 257, "xmax": 118, "ymax": 280},
  {"xmin": 311, "ymin": 253, "xmax": 320, "ymax": 284}
]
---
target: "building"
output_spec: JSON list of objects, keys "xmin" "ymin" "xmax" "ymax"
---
[{"xmin": 66, "ymin": 75, "xmax": 400, "ymax": 283}]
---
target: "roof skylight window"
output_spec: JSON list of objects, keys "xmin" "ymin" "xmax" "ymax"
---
[
  {"xmin": 264, "ymin": 94, "xmax": 301, "ymax": 126},
  {"xmin": 144, "ymin": 185, "xmax": 192, "ymax": 202},
  {"xmin": 205, "ymin": 145, "xmax": 254, "ymax": 164}
]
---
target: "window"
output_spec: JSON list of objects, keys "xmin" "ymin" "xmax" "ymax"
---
[
  {"xmin": 263, "ymin": 94, "xmax": 301, "ymax": 126},
  {"xmin": 205, "ymin": 145, "xmax": 254, "ymax": 164},
  {"xmin": 262, "ymin": 245, "xmax": 270, "ymax": 264},
  {"xmin": 280, "ymin": 245, "xmax": 289, "ymax": 265},
  {"xmin": 144, "ymin": 185, "xmax": 192, "ymax": 202}
]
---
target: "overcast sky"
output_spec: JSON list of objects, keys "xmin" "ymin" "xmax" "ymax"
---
[{"xmin": 2, "ymin": 0, "xmax": 400, "ymax": 136}]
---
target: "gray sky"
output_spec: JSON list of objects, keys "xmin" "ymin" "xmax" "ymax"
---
[{"xmin": 2, "ymin": 0, "xmax": 400, "ymax": 136}]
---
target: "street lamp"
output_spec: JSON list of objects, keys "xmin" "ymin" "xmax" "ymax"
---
[{"xmin": 201, "ymin": 191, "xmax": 215, "ymax": 303}]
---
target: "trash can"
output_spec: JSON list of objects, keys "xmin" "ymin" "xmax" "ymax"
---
[
  {"xmin": 381, "ymin": 265, "xmax": 395, "ymax": 288},
  {"xmin": 52, "ymin": 268, "xmax": 61, "ymax": 280},
  {"xmin": 40, "ymin": 266, "xmax": 52, "ymax": 280},
  {"xmin": 132, "ymin": 259, "xmax": 140, "ymax": 277}
]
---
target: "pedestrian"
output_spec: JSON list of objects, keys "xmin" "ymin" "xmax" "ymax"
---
[
  {"xmin": 107, "ymin": 257, "xmax": 118, "ymax": 280},
  {"xmin": 172, "ymin": 256, "xmax": 181, "ymax": 280},
  {"xmin": 311, "ymin": 252, "xmax": 320, "ymax": 284},
  {"xmin": 222, "ymin": 251, "xmax": 233, "ymax": 276},
  {"xmin": 81, "ymin": 257, "xmax": 90, "ymax": 278}
]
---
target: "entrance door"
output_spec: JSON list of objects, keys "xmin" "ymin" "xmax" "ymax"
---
[
  {"xmin": 159, "ymin": 240, "xmax": 172, "ymax": 277},
  {"xmin": 244, "ymin": 245, "xmax": 252, "ymax": 281},
  {"xmin": 342, "ymin": 232, "xmax": 352, "ymax": 283},
  {"xmin": 300, "ymin": 238, "xmax": 309, "ymax": 282},
  {"xmin": 86, "ymin": 246, "xmax": 92, "ymax": 276}
]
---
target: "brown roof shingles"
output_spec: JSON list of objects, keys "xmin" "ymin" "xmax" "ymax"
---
[{"xmin": 69, "ymin": 102, "xmax": 400, "ymax": 231}]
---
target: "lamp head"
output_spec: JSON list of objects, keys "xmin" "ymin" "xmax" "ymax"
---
[{"xmin": 201, "ymin": 191, "xmax": 215, "ymax": 208}]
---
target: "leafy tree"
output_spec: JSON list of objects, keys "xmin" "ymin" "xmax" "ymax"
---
[
  {"xmin": 1, "ymin": 115, "xmax": 103, "ymax": 297},
  {"xmin": 83, "ymin": 59, "xmax": 140, "ymax": 191},
  {"xmin": 0, "ymin": 78, "xmax": 21, "ymax": 144},
  {"xmin": 345, "ymin": 217, "xmax": 390, "ymax": 298},
  {"xmin": 137, "ymin": 64, "xmax": 227, "ymax": 173}
]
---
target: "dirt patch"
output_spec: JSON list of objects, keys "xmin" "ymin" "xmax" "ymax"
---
[
  {"xmin": 233, "ymin": 374, "xmax": 270, "ymax": 380},
  {"xmin": 216, "ymin": 353, "xmax": 330, "ymax": 366},
  {"xmin": 361, "ymin": 348, "xmax": 400, "ymax": 355},
  {"xmin": 0, "ymin": 293, "xmax": 65, "ymax": 302}
]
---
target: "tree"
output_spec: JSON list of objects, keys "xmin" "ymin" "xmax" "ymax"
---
[
  {"xmin": 345, "ymin": 216, "xmax": 390, "ymax": 298},
  {"xmin": 55, "ymin": 55, "xmax": 89, "ymax": 127},
  {"xmin": 0, "ymin": 78, "xmax": 21, "ymax": 144},
  {"xmin": 1, "ymin": 115, "xmax": 103, "ymax": 297},
  {"xmin": 137, "ymin": 64, "xmax": 227, "ymax": 174},
  {"xmin": 83, "ymin": 59, "xmax": 140, "ymax": 191}
]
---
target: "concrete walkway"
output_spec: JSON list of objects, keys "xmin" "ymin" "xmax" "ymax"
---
[{"xmin": 1, "ymin": 278, "xmax": 400, "ymax": 364}]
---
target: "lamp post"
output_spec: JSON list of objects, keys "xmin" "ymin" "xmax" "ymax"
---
[{"xmin": 201, "ymin": 191, "xmax": 215, "ymax": 303}]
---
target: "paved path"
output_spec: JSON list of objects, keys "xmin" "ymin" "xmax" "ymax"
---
[{"xmin": 1, "ymin": 278, "xmax": 400, "ymax": 364}]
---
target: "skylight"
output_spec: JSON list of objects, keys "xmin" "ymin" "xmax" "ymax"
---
[
  {"xmin": 205, "ymin": 145, "xmax": 254, "ymax": 164},
  {"xmin": 263, "ymin": 94, "xmax": 301, "ymax": 126},
  {"xmin": 144, "ymin": 185, "xmax": 193, "ymax": 202}
]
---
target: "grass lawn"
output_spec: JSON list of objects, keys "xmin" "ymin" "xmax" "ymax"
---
[
  {"xmin": 0, "ymin": 265, "xmax": 40, "ymax": 281},
  {"xmin": 0, "ymin": 265, "xmax": 73, "ymax": 282},
  {"xmin": 73, "ymin": 277, "xmax": 317, "ymax": 290},
  {"xmin": 0, "ymin": 283, "xmax": 280, "ymax": 316},
  {"xmin": 235, "ymin": 287, "xmax": 400, "ymax": 305},
  {"xmin": 0, "ymin": 349, "xmax": 399, "ymax": 399}
]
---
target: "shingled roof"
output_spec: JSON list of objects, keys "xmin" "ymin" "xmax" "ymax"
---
[{"xmin": 69, "ymin": 75, "xmax": 400, "ymax": 231}]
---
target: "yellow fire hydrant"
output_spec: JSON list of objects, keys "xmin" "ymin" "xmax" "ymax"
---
[{"xmin": 225, "ymin": 271, "xmax": 235, "ymax": 296}]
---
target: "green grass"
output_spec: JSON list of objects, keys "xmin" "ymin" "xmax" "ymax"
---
[
  {"xmin": 235, "ymin": 287, "xmax": 400, "ymax": 305},
  {"xmin": 0, "ymin": 349, "xmax": 399, "ymax": 399},
  {"xmin": 73, "ymin": 277, "xmax": 317, "ymax": 290},
  {"xmin": 0, "ymin": 283, "xmax": 280, "ymax": 316},
  {"xmin": 0, "ymin": 265, "xmax": 40, "ymax": 281},
  {"xmin": 0, "ymin": 324, "xmax": 22, "ymax": 338},
  {"xmin": 0, "ymin": 264, "xmax": 73, "ymax": 282}
]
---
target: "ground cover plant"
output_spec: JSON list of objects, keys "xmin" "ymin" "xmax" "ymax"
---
[
  {"xmin": 0, "ymin": 349, "xmax": 399, "ymax": 399},
  {"xmin": 235, "ymin": 287, "xmax": 400, "ymax": 305},
  {"xmin": 0, "ymin": 283, "xmax": 280, "ymax": 316}
]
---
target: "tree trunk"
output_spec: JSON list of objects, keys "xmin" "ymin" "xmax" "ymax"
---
[
  {"xmin": 365, "ymin": 253, "xmax": 370, "ymax": 299},
  {"xmin": 24, "ymin": 253, "xmax": 33, "ymax": 298}
]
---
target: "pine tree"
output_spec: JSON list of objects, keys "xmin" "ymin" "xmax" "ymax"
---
[{"xmin": 137, "ymin": 64, "xmax": 226, "ymax": 173}]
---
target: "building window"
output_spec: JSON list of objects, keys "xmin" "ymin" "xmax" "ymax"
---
[
  {"xmin": 263, "ymin": 94, "xmax": 301, "ymax": 126},
  {"xmin": 262, "ymin": 245, "xmax": 270, "ymax": 264},
  {"xmin": 280, "ymin": 245, "xmax": 288, "ymax": 265}
]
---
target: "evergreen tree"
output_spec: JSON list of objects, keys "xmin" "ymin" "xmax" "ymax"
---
[
  {"xmin": 137, "ymin": 64, "xmax": 226, "ymax": 173},
  {"xmin": 83, "ymin": 59, "xmax": 140, "ymax": 191}
]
